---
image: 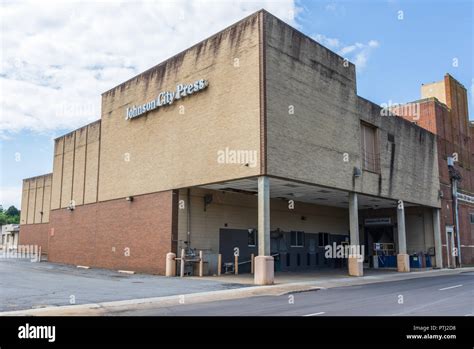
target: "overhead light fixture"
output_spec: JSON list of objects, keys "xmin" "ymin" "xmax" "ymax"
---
[
  {"xmin": 447, "ymin": 156, "xmax": 454, "ymax": 168},
  {"xmin": 353, "ymin": 167, "xmax": 362, "ymax": 178},
  {"xmin": 204, "ymin": 194, "xmax": 213, "ymax": 211}
]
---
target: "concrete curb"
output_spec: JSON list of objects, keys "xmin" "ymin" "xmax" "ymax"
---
[{"xmin": 2, "ymin": 267, "xmax": 472, "ymax": 316}]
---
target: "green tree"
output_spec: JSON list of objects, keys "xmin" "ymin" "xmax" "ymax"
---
[
  {"xmin": 5, "ymin": 206, "xmax": 19, "ymax": 216},
  {"xmin": 0, "ymin": 205, "xmax": 20, "ymax": 225}
]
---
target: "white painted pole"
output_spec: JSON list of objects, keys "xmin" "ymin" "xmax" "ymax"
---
[
  {"xmin": 180, "ymin": 248, "xmax": 185, "ymax": 278},
  {"xmin": 199, "ymin": 250, "xmax": 203, "ymax": 277}
]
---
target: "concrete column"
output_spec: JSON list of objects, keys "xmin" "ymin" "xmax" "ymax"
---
[
  {"xmin": 348, "ymin": 192, "xmax": 363, "ymax": 276},
  {"xmin": 397, "ymin": 200, "xmax": 410, "ymax": 272},
  {"xmin": 349, "ymin": 193, "xmax": 360, "ymax": 246},
  {"xmin": 255, "ymin": 176, "xmax": 274, "ymax": 285},
  {"xmin": 432, "ymin": 208, "xmax": 443, "ymax": 268},
  {"xmin": 258, "ymin": 176, "xmax": 270, "ymax": 256}
]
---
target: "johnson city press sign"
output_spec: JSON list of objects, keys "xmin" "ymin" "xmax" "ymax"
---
[{"xmin": 125, "ymin": 79, "xmax": 209, "ymax": 120}]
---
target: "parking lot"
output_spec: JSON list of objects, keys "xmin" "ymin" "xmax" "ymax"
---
[{"xmin": 0, "ymin": 258, "xmax": 246, "ymax": 312}]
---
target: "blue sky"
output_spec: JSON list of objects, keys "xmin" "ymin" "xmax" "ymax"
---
[
  {"xmin": 300, "ymin": 0, "xmax": 473, "ymax": 110},
  {"xmin": 0, "ymin": 0, "xmax": 472, "ymax": 208}
]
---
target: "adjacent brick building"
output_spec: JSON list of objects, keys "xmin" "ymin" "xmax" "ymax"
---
[{"xmin": 393, "ymin": 74, "xmax": 473, "ymax": 267}]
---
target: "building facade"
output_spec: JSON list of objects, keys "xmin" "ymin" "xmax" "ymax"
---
[
  {"xmin": 1, "ymin": 224, "xmax": 20, "ymax": 250},
  {"xmin": 20, "ymin": 10, "xmax": 446, "ymax": 284}
]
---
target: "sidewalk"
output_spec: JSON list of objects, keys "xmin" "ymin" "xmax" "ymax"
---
[{"xmin": 3, "ymin": 267, "xmax": 472, "ymax": 316}]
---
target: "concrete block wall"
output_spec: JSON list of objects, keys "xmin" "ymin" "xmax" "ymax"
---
[
  {"xmin": 50, "ymin": 120, "xmax": 101, "ymax": 210},
  {"xmin": 97, "ymin": 12, "xmax": 262, "ymax": 202},
  {"xmin": 20, "ymin": 174, "xmax": 52, "ymax": 225},
  {"xmin": 263, "ymin": 12, "xmax": 440, "ymax": 208}
]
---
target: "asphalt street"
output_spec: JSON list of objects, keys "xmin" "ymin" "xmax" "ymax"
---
[{"xmin": 115, "ymin": 272, "xmax": 474, "ymax": 316}]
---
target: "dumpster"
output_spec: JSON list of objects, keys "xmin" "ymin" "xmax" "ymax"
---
[
  {"xmin": 375, "ymin": 255, "xmax": 396, "ymax": 268},
  {"xmin": 386, "ymin": 255, "xmax": 397, "ymax": 268},
  {"xmin": 410, "ymin": 254, "xmax": 422, "ymax": 268}
]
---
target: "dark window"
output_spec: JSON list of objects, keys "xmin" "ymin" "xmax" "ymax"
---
[
  {"xmin": 318, "ymin": 232, "xmax": 329, "ymax": 247},
  {"xmin": 297, "ymin": 253, "xmax": 301, "ymax": 266},
  {"xmin": 361, "ymin": 122, "xmax": 380, "ymax": 172},
  {"xmin": 307, "ymin": 253, "xmax": 311, "ymax": 266},
  {"xmin": 248, "ymin": 229, "xmax": 256, "ymax": 247},
  {"xmin": 286, "ymin": 253, "xmax": 291, "ymax": 267},
  {"xmin": 290, "ymin": 231, "xmax": 304, "ymax": 247},
  {"xmin": 387, "ymin": 133, "xmax": 395, "ymax": 142},
  {"xmin": 470, "ymin": 214, "xmax": 474, "ymax": 224}
]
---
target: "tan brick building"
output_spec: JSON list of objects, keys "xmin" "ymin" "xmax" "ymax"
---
[{"xmin": 20, "ymin": 10, "xmax": 448, "ymax": 284}]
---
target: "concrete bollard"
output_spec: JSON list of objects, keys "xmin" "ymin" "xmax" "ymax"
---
[
  {"xmin": 234, "ymin": 255, "xmax": 239, "ymax": 275},
  {"xmin": 199, "ymin": 250, "xmax": 204, "ymax": 277},
  {"xmin": 165, "ymin": 252, "xmax": 176, "ymax": 277},
  {"xmin": 180, "ymin": 248, "xmax": 185, "ymax": 277}
]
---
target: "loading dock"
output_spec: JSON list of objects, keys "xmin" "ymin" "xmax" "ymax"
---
[{"xmin": 174, "ymin": 177, "xmax": 443, "ymax": 281}]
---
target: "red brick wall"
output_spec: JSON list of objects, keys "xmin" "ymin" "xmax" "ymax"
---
[
  {"xmin": 458, "ymin": 203, "xmax": 474, "ymax": 266},
  {"xmin": 47, "ymin": 190, "xmax": 178, "ymax": 274},
  {"xmin": 19, "ymin": 223, "xmax": 50, "ymax": 253}
]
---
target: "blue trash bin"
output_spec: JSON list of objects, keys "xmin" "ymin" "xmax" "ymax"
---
[
  {"xmin": 387, "ymin": 255, "xmax": 397, "ymax": 268},
  {"xmin": 410, "ymin": 254, "xmax": 422, "ymax": 268},
  {"xmin": 425, "ymin": 254, "xmax": 432, "ymax": 268}
]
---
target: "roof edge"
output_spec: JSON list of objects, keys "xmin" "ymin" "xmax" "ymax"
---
[{"xmin": 101, "ymin": 9, "xmax": 265, "ymax": 96}]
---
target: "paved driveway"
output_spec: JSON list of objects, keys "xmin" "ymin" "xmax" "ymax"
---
[{"xmin": 0, "ymin": 259, "xmax": 246, "ymax": 312}]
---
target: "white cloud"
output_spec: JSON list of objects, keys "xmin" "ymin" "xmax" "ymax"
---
[
  {"xmin": 325, "ymin": 3, "xmax": 337, "ymax": 12},
  {"xmin": 324, "ymin": 2, "xmax": 345, "ymax": 15},
  {"xmin": 0, "ymin": 186, "xmax": 21, "ymax": 209},
  {"xmin": 313, "ymin": 34, "xmax": 340, "ymax": 49},
  {"xmin": 338, "ymin": 43, "xmax": 359, "ymax": 56},
  {"xmin": 347, "ymin": 40, "xmax": 379, "ymax": 70},
  {"xmin": 313, "ymin": 33, "xmax": 379, "ymax": 72},
  {"xmin": 0, "ymin": 0, "xmax": 299, "ymax": 137},
  {"xmin": 368, "ymin": 40, "xmax": 379, "ymax": 48}
]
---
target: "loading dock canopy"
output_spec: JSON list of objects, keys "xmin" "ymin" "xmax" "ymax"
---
[{"xmin": 201, "ymin": 177, "xmax": 414, "ymax": 209}]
